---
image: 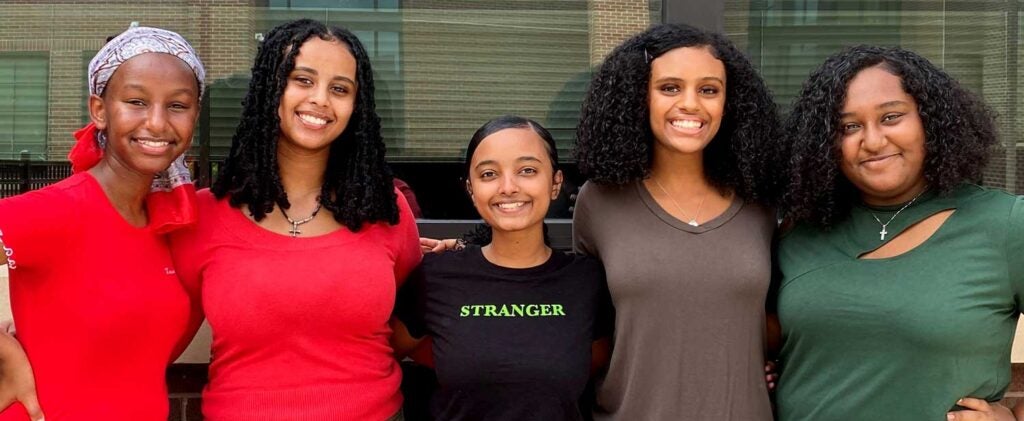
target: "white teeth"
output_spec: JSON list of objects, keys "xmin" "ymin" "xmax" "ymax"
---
[
  {"xmin": 496, "ymin": 202, "xmax": 525, "ymax": 210},
  {"xmin": 671, "ymin": 120, "xmax": 703, "ymax": 129},
  {"xmin": 299, "ymin": 113, "xmax": 327, "ymax": 126},
  {"xmin": 137, "ymin": 139, "xmax": 169, "ymax": 148}
]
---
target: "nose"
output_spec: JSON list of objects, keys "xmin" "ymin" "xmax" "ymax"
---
[
  {"xmin": 675, "ymin": 88, "xmax": 700, "ymax": 112},
  {"xmin": 861, "ymin": 123, "xmax": 887, "ymax": 153},
  {"xmin": 497, "ymin": 173, "xmax": 519, "ymax": 195},
  {"xmin": 308, "ymin": 85, "xmax": 329, "ymax": 107},
  {"xmin": 145, "ymin": 106, "xmax": 170, "ymax": 132}
]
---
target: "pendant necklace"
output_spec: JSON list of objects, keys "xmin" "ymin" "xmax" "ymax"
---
[
  {"xmin": 869, "ymin": 190, "xmax": 926, "ymax": 241},
  {"xmin": 652, "ymin": 177, "xmax": 707, "ymax": 227},
  {"xmin": 280, "ymin": 198, "xmax": 322, "ymax": 237}
]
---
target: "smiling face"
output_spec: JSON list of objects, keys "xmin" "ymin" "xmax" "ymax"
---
[
  {"xmin": 276, "ymin": 37, "xmax": 357, "ymax": 153},
  {"xmin": 467, "ymin": 127, "xmax": 563, "ymax": 235},
  {"xmin": 838, "ymin": 65, "xmax": 928, "ymax": 206},
  {"xmin": 90, "ymin": 52, "xmax": 199, "ymax": 176},
  {"xmin": 647, "ymin": 46, "xmax": 727, "ymax": 158}
]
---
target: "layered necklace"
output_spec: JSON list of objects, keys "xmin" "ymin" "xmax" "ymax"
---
[
  {"xmin": 869, "ymin": 189, "xmax": 926, "ymax": 241},
  {"xmin": 280, "ymin": 197, "xmax": 322, "ymax": 238},
  {"xmin": 652, "ymin": 177, "xmax": 708, "ymax": 227}
]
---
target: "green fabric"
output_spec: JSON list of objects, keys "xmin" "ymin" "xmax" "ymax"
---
[{"xmin": 776, "ymin": 184, "xmax": 1024, "ymax": 421}]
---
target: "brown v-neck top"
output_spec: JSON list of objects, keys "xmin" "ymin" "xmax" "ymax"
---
[{"xmin": 573, "ymin": 180, "xmax": 775, "ymax": 421}]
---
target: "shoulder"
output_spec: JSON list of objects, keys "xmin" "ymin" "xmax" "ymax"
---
[
  {"xmin": 952, "ymin": 184, "xmax": 1019, "ymax": 213},
  {"xmin": 0, "ymin": 172, "xmax": 91, "ymax": 214}
]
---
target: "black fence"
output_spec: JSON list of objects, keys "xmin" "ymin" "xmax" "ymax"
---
[{"xmin": 0, "ymin": 158, "xmax": 222, "ymax": 199}]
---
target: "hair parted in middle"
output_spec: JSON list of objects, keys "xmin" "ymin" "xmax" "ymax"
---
[
  {"xmin": 781, "ymin": 45, "xmax": 998, "ymax": 227},
  {"xmin": 574, "ymin": 23, "xmax": 784, "ymax": 205},
  {"xmin": 212, "ymin": 18, "xmax": 398, "ymax": 231}
]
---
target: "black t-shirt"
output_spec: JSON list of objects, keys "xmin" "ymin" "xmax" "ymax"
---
[{"xmin": 396, "ymin": 246, "xmax": 612, "ymax": 421}]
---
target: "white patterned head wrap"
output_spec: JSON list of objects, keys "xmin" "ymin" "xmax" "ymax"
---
[{"xmin": 89, "ymin": 26, "xmax": 206, "ymax": 98}]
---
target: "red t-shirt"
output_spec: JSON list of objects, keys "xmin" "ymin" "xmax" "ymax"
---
[
  {"xmin": 170, "ymin": 189, "xmax": 421, "ymax": 421},
  {"xmin": 0, "ymin": 172, "xmax": 193, "ymax": 420}
]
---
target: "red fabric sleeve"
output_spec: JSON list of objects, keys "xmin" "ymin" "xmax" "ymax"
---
[{"xmin": 0, "ymin": 185, "xmax": 80, "ymax": 271}]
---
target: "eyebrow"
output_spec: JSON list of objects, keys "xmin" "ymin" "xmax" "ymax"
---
[
  {"xmin": 120, "ymin": 83, "xmax": 196, "ymax": 96},
  {"xmin": 293, "ymin": 66, "xmax": 356, "ymax": 85},
  {"xmin": 473, "ymin": 156, "xmax": 544, "ymax": 169},
  {"xmin": 652, "ymin": 76, "xmax": 725, "ymax": 85},
  {"xmin": 839, "ymin": 100, "xmax": 910, "ymax": 118}
]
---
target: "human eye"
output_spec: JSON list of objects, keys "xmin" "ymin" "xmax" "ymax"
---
[
  {"xmin": 519, "ymin": 167, "xmax": 538, "ymax": 176},
  {"xmin": 840, "ymin": 122, "xmax": 861, "ymax": 134},
  {"xmin": 699, "ymin": 86, "xmax": 720, "ymax": 96},
  {"xmin": 881, "ymin": 113, "xmax": 903, "ymax": 123},
  {"xmin": 479, "ymin": 170, "xmax": 497, "ymax": 179},
  {"xmin": 659, "ymin": 84, "xmax": 680, "ymax": 94},
  {"xmin": 292, "ymin": 75, "xmax": 313, "ymax": 86},
  {"xmin": 126, "ymin": 99, "xmax": 146, "ymax": 107},
  {"xmin": 331, "ymin": 85, "xmax": 349, "ymax": 95}
]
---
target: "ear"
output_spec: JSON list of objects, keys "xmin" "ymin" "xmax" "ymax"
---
[
  {"xmin": 88, "ymin": 94, "xmax": 107, "ymax": 131},
  {"xmin": 465, "ymin": 178, "xmax": 473, "ymax": 196},
  {"xmin": 551, "ymin": 170, "xmax": 564, "ymax": 200}
]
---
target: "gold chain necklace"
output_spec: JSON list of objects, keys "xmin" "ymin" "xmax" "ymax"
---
[{"xmin": 652, "ymin": 177, "xmax": 707, "ymax": 227}]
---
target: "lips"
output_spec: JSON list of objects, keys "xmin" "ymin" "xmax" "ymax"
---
[
  {"xmin": 860, "ymin": 153, "xmax": 900, "ymax": 166},
  {"xmin": 493, "ymin": 201, "xmax": 530, "ymax": 213},
  {"xmin": 132, "ymin": 137, "xmax": 175, "ymax": 154},
  {"xmin": 670, "ymin": 119, "xmax": 704, "ymax": 129},
  {"xmin": 297, "ymin": 111, "xmax": 332, "ymax": 128}
]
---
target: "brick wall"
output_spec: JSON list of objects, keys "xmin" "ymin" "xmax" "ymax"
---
[{"xmin": 588, "ymin": 0, "xmax": 650, "ymax": 65}]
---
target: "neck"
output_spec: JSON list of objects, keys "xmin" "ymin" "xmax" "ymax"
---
[
  {"xmin": 88, "ymin": 159, "xmax": 153, "ymax": 223},
  {"xmin": 277, "ymin": 141, "xmax": 328, "ymax": 199},
  {"xmin": 861, "ymin": 182, "xmax": 928, "ymax": 207},
  {"xmin": 648, "ymin": 148, "xmax": 710, "ymax": 193},
  {"xmin": 483, "ymin": 226, "xmax": 550, "ymax": 269}
]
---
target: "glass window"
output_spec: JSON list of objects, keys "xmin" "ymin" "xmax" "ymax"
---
[{"xmin": 0, "ymin": 53, "xmax": 48, "ymax": 159}]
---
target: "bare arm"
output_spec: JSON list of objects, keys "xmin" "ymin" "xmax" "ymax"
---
[{"xmin": 0, "ymin": 331, "xmax": 43, "ymax": 420}]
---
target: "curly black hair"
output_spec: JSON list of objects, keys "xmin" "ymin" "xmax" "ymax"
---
[
  {"xmin": 782, "ymin": 45, "xmax": 998, "ymax": 227},
  {"xmin": 212, "ymin": 18, "xmax": 398, "ymax": 231},
  {"xmin": 574, "ymin": 23, "xmax": 783, "ymax": 205}
]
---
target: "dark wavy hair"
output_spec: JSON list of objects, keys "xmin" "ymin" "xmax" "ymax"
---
[
  {"xmin": 462, "ymin": 115, "xmax": 558, "ymax": 246},
  {"xmin": 782, "ymin": 45, "xmax": 998, "ymax": 227},
  {"xmin": 212, "ymin": 18, "xmax": 398, "ymax": 231},
  {"xmin": 574, "ymin": 23, "xmax": 783, "ymax": 205}
]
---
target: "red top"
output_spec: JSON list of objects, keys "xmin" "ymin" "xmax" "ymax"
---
[
  {"xmin": 0, "ymin": 172, "xmax": 192, "ymax": 420},
  {"xmin": 170, "ymin": 189, "xmax": 421, "ymax": 421}
]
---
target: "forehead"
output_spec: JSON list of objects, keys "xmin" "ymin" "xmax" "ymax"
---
[
  {"xmin": 472, "ymin": 127, "xmax": 551, "ymax": 163},
  {"xmin": 843, "ymin": 65, "xmax": 912, "ymax": 109},
  {"xmin": 292, "ymin": 37, "xmax": 356, "ymax": 73},
  {"xmin": 106, "ymin": 52, "xmax": 198, "ymax": 93},
  {"xmin": 649, "ymin": 46, "xmax": 725, "ymax": 80}
]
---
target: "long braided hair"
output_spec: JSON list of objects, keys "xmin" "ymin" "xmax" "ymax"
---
[{"xmin": 212, "ymin": 18, "xmax": 398, "ymax": 231}]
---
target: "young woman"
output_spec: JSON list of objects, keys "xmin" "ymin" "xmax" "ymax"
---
[
  {"xmin": 778, "ymin": 45, "xmax": 1024, "ymax": 421},
  {"xmin": 0, "ymin": 27, "xmax": 205, "ymax": 420},
  {"xmin": 572, "ymin": 23, "xmax": 783, "ymax": 420},
  {"xmin": 168, "ymin": 19, "xmax": 420, "ymax": 420},
  {"xmin": 392, "ymin": 115, "xmax": 611, "ymax": 421}
]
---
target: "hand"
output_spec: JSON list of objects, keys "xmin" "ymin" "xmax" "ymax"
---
[
  {"xmin": 947, "ymin": 398, "xmax": 1015, "ymax": 421},
  {"xmin": 419, "ymin": 237, "xmax": 461, "ymax": 254},
  {"xmin": 0, "ymin": 332, "xmax": 43, "ymax": 420},
  {"xmin": 764, "ymin": 360, "xmax": 778, "ymax": 392}
]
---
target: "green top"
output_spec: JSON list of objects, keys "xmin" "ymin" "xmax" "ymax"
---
[{"xmin": 776, "ymin": 184, "xmax": 1024, "ymax": 421}]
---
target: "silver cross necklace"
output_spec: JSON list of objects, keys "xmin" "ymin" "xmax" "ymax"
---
[
  {"xmin": 869, "ymin": 190, "xmax": 926, "ymax": 241},
  {"xmin": 280, "ymin": 199, "xmax": 322, "ymax": 237}
]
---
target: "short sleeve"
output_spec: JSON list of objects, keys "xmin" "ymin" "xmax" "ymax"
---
[
  {"xmin": 1008, "ymin": 196, "xmax": 1024, "ymax": 313},
  {"xmin": 168, "ymin": 190, "xmax": 217, "ymax": 302},
  {"xmin": 394, "ymin": 263, "xmax": 428, "ymax": 339},
  {"xmin": 0, "ymin": 185, "xmax": 80, "ymax": 271},
  {"xmin": 392, "ymin": 188, "xmax": 422, "ymax": 287},
  {"xmin": 572, "ymin": 182, "xmax": 599, "ymax": 258}
]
